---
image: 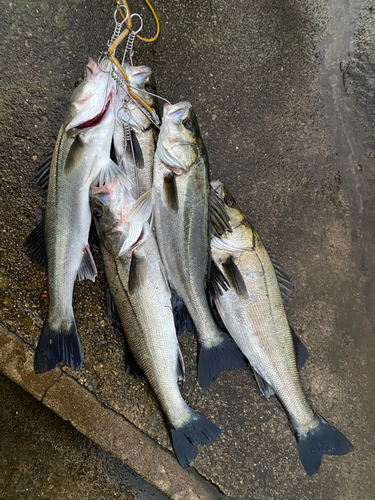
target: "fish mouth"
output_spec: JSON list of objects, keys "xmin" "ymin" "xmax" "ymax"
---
[
  {"xmin": 65, "ymin": 88, "xmax": 114, "ymax": 134},
  {"xmin": 72, "ymin": 96, "xmax": 112, "ymax": 132}
]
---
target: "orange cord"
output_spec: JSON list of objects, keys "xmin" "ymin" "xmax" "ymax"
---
[{"xmin": 116, "ymin": 0, "xmax": 159, "ymax": 42}]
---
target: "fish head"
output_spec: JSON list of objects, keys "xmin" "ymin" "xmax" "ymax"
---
[
  {"xmin": 64, "ymin": 58, "xmax": 115, "ymax": 135},
  {"xmin": 90, "ymin": 179, "xmax": 148, "ymax": 256},
  {"xmin": 115, "ymin": 63, "xmax": 159, "ymax": 133},
  {"xmin": 156, "ymin": 101, "xmax": 205, "ymax": 173},
  {"xmin": 90, "ymin": 179, "xmax": 133, "ymax": 256},
  {"xmin": 211, "ymin": 179, "xmax": 250, "ymax": 232}
]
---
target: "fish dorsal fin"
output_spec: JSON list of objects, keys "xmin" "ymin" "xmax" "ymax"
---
[
  {"xmin": 176, "ymin": 343, "xmax": 185, "ymax": 382},
  {"xmin": 77, "ymin": 245, "xmax": 97, "ymax": 281},
  {"xmin": 33, "ymin": 153, "xmax": 53, "ymax": 191},
  {"xmin": 209, "ymin": 188, "xmax": 232, "ymax": 237},
  {"xmin": 171, "ymin": 289, "xmax": 196, "ymax": 336},
  {"xmin": 208, "ymin": 259, "xmax": 230, "ymax": 300},
  {"xmin": 268, "ymin": 252, "xmax": 295, "ymax": 303},
  {"xmin": 162, "ymin": 172, "xmax": 178, "ymax": 214},
  {"xmin": 222, "ymin": 256, "xmax": 247, "ymax": 298},
  {"xmin": 24, "ymin": 220, "xmax": 47, "ymax": 270},
  {"xmin": 128, "ymin": 252, "xmax": 147, "ymax": 294},
  {"xmin": 130, "ymin": 129, "xmax": 144, "ymax": 169}
]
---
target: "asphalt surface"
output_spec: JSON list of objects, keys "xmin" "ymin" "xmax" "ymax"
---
[
  {"xmin": 1, "ymin": 0, "xmax": 375, "ymax": 498},
  {"xmin": 0, "ymin": 373, "xmax": 167, "ymax": 500}
]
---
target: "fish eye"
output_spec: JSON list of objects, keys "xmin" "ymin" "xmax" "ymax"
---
[
  {"xmin": 75, "ymin": 77, "xmax": 84, "ymax": 87},
  {"xmin": 225, "ymin": 196, "xmax": 235, "ymax": 207},
  {"xmin": 183, "ymin": 118, "xmax": 195, "ymax": 132},
  {"xmin": 145, "ymin": 83, "xmax": 156, "ymax": 94},
  {"xmin": 93, "ymin": 207, "xmax": 103, "ymax": 218}
]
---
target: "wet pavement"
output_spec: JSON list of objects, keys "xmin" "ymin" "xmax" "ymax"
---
[
  {"xmin": 1, "ymin": 0, "xmax": 375, "ymax": 498},
  {"xmin": 0, "ymin": 373, "xmax": 167, "ymax": 500}
]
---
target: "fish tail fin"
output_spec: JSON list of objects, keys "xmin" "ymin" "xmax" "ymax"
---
[
  {"xmin": 34, "ymin": 316, "xmax": 82, "ymax": 373},
  {"xmin": 295, "ymin": 415, "xmax": 353, "ymax": 475},
  {"xmin": 169, "ymin": 411, "xmax": 221, "ymax": 468},
  {"xmin": 197, "ymin": 331, "xmax": 247, "ymax": 387}
]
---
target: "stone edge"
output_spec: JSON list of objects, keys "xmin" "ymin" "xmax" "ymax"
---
[{"xmin": 0, "ymin": 324, "xmax": 223, "ymax": 500}]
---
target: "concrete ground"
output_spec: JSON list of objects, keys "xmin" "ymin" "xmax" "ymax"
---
[
  {"xmin": 0, "ymin": 373, "xmax": 167, "ymax": 500},
  {"xmin": 1, "ymin": 0, "xmax": 375, "ymax": 499}
]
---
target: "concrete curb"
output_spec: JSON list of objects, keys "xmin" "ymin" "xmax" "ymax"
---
[{"xmin": 0, "ymin": 324, "xmax": 223, "ymax": 500}]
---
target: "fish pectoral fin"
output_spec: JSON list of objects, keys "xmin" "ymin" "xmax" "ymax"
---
[
  {"xmin": 128, "ymin": 188, "xmax": 153, "ymax": 224},
  {"xmin": 208, "ymin": 259, "xmax": 230, "ymax": 300},
  {"xmin": 24, "ymin": 219, "xmax": 47, "ymax": 270},
  {"xmin": 162, "ymin": 172, "xmax": 178, "ymax": 214},
  {"xmin": 119, "ymin": 221, "xmax": 145, "ymax": 255},
  {"xmin": 128, "ymin": 252, "xmax": 147, "ymax": 294},
  {"xmin": 209, "ymin": 188, "xmax": 232, "ymax": 237},
  {"xmin": 222, "ymin": 256, "xmax": 248, "ymax": 298},
  {"xmin": 130, "ymin": 129, "xmax": 144, "ymax": 169},
  {"xmin": 77, "ymin": 245, "xmax": 97, "ymax": 282},
  {"xmin": 171, "ymin": 289, "xmax": 196, "ymax": 336},
  {"xmin": 253, "ymin": 370, "xmax": 275, "ymax": 400},
  {"xmin": 211, "ymin": 235, "xmax": 248, "ymax": 254},
  {"xmin": 290, "ymin": 325, "xmax": 309, "ymax": 371},
  {"xmin": 87, "ymin": 156, "xmax": 132, "ymax": 191},
  {"xmin": 176, "ymin": 343, "xmax": 185, "ymax": 382}
]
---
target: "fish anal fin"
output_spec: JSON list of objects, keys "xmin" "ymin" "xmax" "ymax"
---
[
  {"xmin": 24, "ymin": 220, "xmax": 47, "ymax": 270},
  {"xmin": 222, "ymin": 256, "xmax": 247, "ymax": 298},
  {"xmin": 176, "ymin": 343, "xmax": 185, "ymax": 382},
  {"xmin": 253, "ymin": 370, "xmax": 274, "ymax": 399},
  {"xmin": 77, "ymin": 245, "xmax": 97, "ymax": 282},
  {"xmin": 163, "ymin": 172, "xmax": 178, "ymax": 214},
  {"xmin": 171, "ymin": 289, "xmax": 196, "ymax": 336},
  {"xmin": 290, "ymin": 326, "xmax": 309, "ymax": 370},
  {"xmin": 123, "ymin": 334, "xmax": 147, "ymax": 382},
  {"xmin": 128, "ymin": 252, "xmax": 147, "ymax": 294}
]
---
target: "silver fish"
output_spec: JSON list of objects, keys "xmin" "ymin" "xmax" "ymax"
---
[
  {"xmin": 90, "ymin": 179, "xmax": 220, "ymax": 467},
  {"xmin": 210, "ymin": 180, "xmax": 353, "ymax": 475},
  {"xmin": 114, "ymin": 63, "xmax": 159, "ymax": 197},
  {"xmin": 153, "ymin": 102, "xmax": 246, "ymax": 387},
  {"xmin": 26, "ymin": 59, "xmax": 125, "ymax": 373}
]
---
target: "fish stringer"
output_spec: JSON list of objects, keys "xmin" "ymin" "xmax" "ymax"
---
[{"xmin": 117, "ymin": 104, "xmax": 140, "ymax": 198}]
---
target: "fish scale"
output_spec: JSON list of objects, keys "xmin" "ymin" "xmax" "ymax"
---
[
  {"xmin": 91, "ymin": 174, "xmax": 221, "ymax": 468},
  {"xmin": 211, "ymin": 181, "xmax": 353, "ymax": 475}
]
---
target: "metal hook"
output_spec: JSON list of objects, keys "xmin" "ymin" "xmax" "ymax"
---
[
  {"xmin": 130, "ymin": 13, "xmax": 143, "ymax": 35},
  {"xmin": 126, "ymin": 83, "xmax": 172, "ymax": 106},
  {"xmin": 114, "ymin": 4, "xmax": 129, "ymax": 25}
]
